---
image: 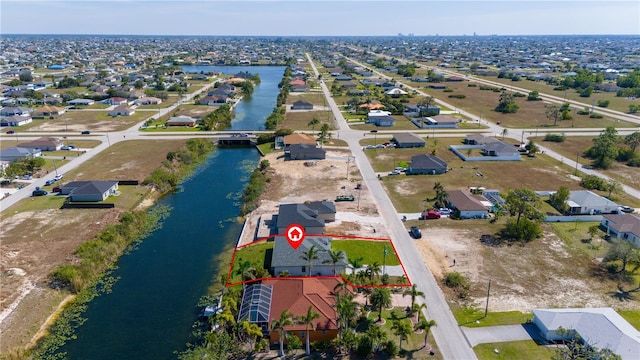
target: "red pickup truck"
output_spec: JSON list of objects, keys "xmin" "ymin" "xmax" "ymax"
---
[{"xmin": 420, "ymin": 210, "xmax": 441, "ymax": 220}]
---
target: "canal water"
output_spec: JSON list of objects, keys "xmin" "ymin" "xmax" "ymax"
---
[{"xmin": 61, "ymin": 66, "xmax": 284, "ymax": 359}]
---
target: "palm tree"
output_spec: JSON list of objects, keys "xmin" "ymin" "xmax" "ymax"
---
[
  {"xmin": 298, "ymin": 305, "xmax": 320, "ymax": 355},
  {"xmin": 308, "ymin": 118, "xmax": 320, "ymax": 135},
  {"xmin": 239, "ymin": 319, "xmax": 263, "ymax": 352},
  {"xmin": 391, "ymin": 319, "xmax": 412, "ymax": 351},
  {"xmin": 348, "ymin": 256, "xmax": 364, "ymax": 273},
  {"xmin": 319, "ymin": 123, "xmax": 330, "ymax": 144},
  {"xmin": 271, "ymin": 310, "xmax": 294, "ymax": 357},
  {"xmin": 502, "ymin": 128, "xmax": 508, "ymax": 140},
  {"xmin": 402, "ymin": 284, "xmax": 425, "ymax": 318},
  {"xmin": 367, "ymin": 261, "xmax": 382, "ymax": 282},
  {"xmin": 235, "ymin": 259, "xmax": 256, "ymax": 284},
  {"xmin": 366, "ymin": 324, "xmax": 387, "ymax": 353},
  {"xmin": 301, "ymin": 245, "xmax": 319, "ymax": 276},
  {"xmin": 323, "ymin": 250, "xmax": 345, "ymax": 275},
  {"xmin": 370, "ymin": 288, "xmax": 391, "ymax": 322},
  {"xmin": 415, "ymin": 302, "xmax": 428, "ymax": 323},
  {"xmin": 433, "ymin": 182, "xmax": 448, "ymax": 208},
  {"xmin": 415, "ymin": 319, "xmax": 437, "ymax": 348}
]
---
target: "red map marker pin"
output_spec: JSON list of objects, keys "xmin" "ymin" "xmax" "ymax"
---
[{"xmin": 285, "ymin": 224, "xmax": 305, "ymax": 250}]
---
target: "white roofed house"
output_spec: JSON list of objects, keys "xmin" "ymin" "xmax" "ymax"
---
[
  {"xmin": 532, "ymin": 308, "xmax": 640, "ymax": 360},
  {"xmin": 566, "ymin": 190, "xmax": 620, "ymax": 215}
]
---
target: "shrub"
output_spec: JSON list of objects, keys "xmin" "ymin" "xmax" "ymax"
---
[
  {"xmin": 513, "ymin": 92, "xmax": 526, "ymax": 97},
  {"xmin": 444, "ymin": 271, "xmax": 468, "ymax": 288},
  {"xmin": 580, "ymin": 174, "xmax": 607, "ymax": 190},
  {"xmin": 589, "ymin": 113, "xmax": 604, "ymax": 119},
  {"xmin": 502, "ymin": 218, "xmax": 542, "ymax": 242},
  {"xmin": 356, "ymin": 335, "xmax": 373, "ymax": 357},
  {"xmin": 627, "ymin": 156, "xmax": 640, "ymax": 167},
  {"xmin": 443, "ymin": 88, "xmax": 454, "ymax": 92},
  {"xmin": 597, "ymin": 100, "xmax": 610, "ymax": 108},
  {"xmin": 468, "ymin": 83, "xmax": 477, "ymax": 87},
  {"xmin": 448, "ymin": 94, "xmax": 466, "ymax": 99},
  {"xmin": 544, "ymin": 133, "xmax": 566, "ymax": 142},
  {"xmin": 384, "ymin": 340, "xmax": 398, "ymax": 357}
]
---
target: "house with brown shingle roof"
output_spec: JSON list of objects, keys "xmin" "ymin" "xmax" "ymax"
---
[
  {"xmin": 32, "ymin": 105, "xmax": 66, "ymax": 118},
  {"xmin": 447, "ymin": 189, "xmax": 490, "ymax": 219},
  {"xmin": 600, "ymin": 213, "xmax": 640, "ymax": 247},
  {"xmin": 17, "ymin": 137, "xmax": 63, "ymax": 151}
]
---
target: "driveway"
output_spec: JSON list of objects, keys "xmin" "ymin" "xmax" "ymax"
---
[{"xmin": 461, "ymin": 324, "xmax": 544, "ymax": 347}]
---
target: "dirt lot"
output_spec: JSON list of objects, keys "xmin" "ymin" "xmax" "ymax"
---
[
  {"xmin": 0, "ymin": 139, "xmax": 188, "ymax": 353},
  {"xmin": 414, "ymin": 224, "xmax": 640, "ymax": 313}
]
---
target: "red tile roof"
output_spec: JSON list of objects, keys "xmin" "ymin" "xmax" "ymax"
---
[{"xmin": 263, "ymin": 278, "xmax": 349, "ymax": 331}]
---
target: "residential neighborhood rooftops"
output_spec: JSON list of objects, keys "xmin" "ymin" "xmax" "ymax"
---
[
  {"xmin": 271, "ymin": 236, "xmax": 346, "ymax": 269},
  {"xmin": 567, "ymin": 190, "xmax": 619, "ymax": 210},
  {"xmin": 447, "ymin": 189, "xmax": 488, "ymax": 211}
]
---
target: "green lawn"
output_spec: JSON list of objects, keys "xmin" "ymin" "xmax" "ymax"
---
[
  {"xmin": 229, "ymin": 241, "xmax": 273, "ymax": 283},
  {"xmin": 550, "ymin": 222, "xmax": 611, "ymax": 258},
  {"xmin": 618, "ymin": 309, "xmax": 640, "ymax": 330},
  {"xmin": 474, "ymin": 340, "xmax": 555, "ymax": 360},
  {"xmin": 453, "ymin": 306, "xmax": 531, "ymax": 327},
  {"xmin": 331, "ymin": 239, "xmax": 400, "ymax": 266}
]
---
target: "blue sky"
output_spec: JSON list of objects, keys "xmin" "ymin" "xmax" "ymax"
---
[{"xmin": 2, "ymin": 1, "xmax": 639, "ymax": 36}]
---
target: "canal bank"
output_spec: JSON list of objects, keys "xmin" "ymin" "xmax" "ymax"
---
[{"xmin": 56, "ymin": 66, "xmax": 284, "ymax": 359}]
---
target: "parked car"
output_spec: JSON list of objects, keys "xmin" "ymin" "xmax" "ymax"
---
[
  {"xmin": 32, "ymin": 188, "xmax": 48, "ymax": 197},
  {"xmin": 620, "ymin": 206, "xmax": 635, "ymax": 213},
  {"xmin": 420, "ymin": 210, "xmax": 441, "ymax": 219},
  {"xmin": 52, "ymin": 186, "xmax": 62, "ymax": 193},
  {"xmin": 81, "ymin": 130, "xmax": 91, "ymax": 135},
  {"xmin": 410, "ymin": 226, "xmax": 422, "ymax": 239},
  {"xmin": 388, "ymin": 170, "xmax": 402, "ymax": 175},
  {"xmin": 438, "ymin": 208, "xmax": 453, "ymax": 215},
  {"xmin": 6, "ymin": 130, "xmax": 15, "ymax": 134},
  {"xmin": 45, "ymin": 179, "xmax": 56, "ymax": 186},
  {"xmin": 54, "ymin": 174, "xmax": 64, "ymax": 181},
  {"xmin": 61, "ymin": 145, "xmax": 76, "ymax": 150}
]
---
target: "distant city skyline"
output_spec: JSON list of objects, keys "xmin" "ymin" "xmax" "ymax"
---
[{"xmin": 1, "ymin": 1, "xmax": 639, "ymax": 37}]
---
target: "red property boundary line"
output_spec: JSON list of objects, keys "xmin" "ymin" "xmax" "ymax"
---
[{"xmin": 226, "ymin": 234, "xmax": 412, "ymax": 288}]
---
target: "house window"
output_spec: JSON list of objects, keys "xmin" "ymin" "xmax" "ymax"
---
[
  {"xmin": 322, "ymin": 330, "xmax": 327, "ymax": 335},
  {"xmin": 301, "ymin": 266, "xmax": 306, "ymax": 273},
  {"xmin": 301, "ymin": 331, "xmax": 305, "ymax": 338}
]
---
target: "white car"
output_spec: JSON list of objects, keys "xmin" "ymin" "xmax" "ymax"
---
[{"xmin": 54, "ymin": 174, "xmax": 64, "ymax": 181}]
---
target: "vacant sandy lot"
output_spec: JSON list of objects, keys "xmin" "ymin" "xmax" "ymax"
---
[{"xmin": 414, "ymin": 225, "xmax": 640, "ymax": 312}]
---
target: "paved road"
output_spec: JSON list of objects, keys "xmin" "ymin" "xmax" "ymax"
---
[
  {"xmin": 308, "ymin": 53, "xmax": 479, "ymax": 360},
  {"xmin": 344, "ymin": 56, "xmax": 640, "ymax": 202}
]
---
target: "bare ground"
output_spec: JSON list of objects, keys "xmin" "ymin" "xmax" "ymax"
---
[{"xmin": 415, "ymin": 226, "xmax": 640, "ymax": 312}]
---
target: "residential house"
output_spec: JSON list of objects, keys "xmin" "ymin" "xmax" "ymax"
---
[
  {"xmin": 290, "ymin": 100, "xmax": 313, "ymax": 110},
  {"xmin": 17, "ymin": 137, "xmax": 63, "ymax": 151},
  {"xmin": 275, "ymin": 201, "xmax": 336, "ymax": 234},
  {"xmin": 166, "ymin": 116, "xmax": 197, "ymax": 127},
  {"xmin": 100, "ymin": 97, "xmax": 128, "ymax": 106},
  {"xmin": 408, "ymin": 155, "xmax": 448, "ymax": 175},
  {"xmin": 412, "ymin": 115, "xmax": 459, "ymax": 129},
  {"xmin": 134, "ymin": 97, "xmax": 162, "ymax": 106},
  {"xmin": 283, "ymin": 133, "xmax": 316, "ymax": 149},
  {"xmin": 0, "ymin": 106, "xmax": 33, "ymax": 117},
  {"xmin": 197, "ymin": 95, "xmax": 227, "ymax": 105},
  {"xmin": 289, "ymin": 78, "xmax": 309, "ymax": 92},
  {"xmin": 288, "ymin": 144, "xmax": 326, "ymax": 160},
  {"xmin": 532, "ymin": 308, "xmax": 639, "ymax": 360},
  {"xmin": 600, "ymin": 213, "xmax": 640, "ymax": 247},
  {"xmin": 0, "ymin": 147, "xmax": 42, "ymax": 162},
  {"xmin": 32, "ymin": 105, "xmax": 66, "ymax": 118},
  {"xmin": 68, "ymin": 99, "xmax": 95, "ymax": 106},
  {"xmin": 447, "ymin": 189, "xmax": 490, "ymax": 219},
  {"xmin": 238, "ymin": 278, "xmax": 348, "ymax": 344},
  {"xmin": 481, "ymin": 141, "xmax": 521, "ymax": 159},
  {"xmin": 391, "ymin": 133, "xmax": 425, "ymax": 148},
  {"xmin": 464, "ymin": 134, "xmax": 496, "ymax": 145},
  {"xmin": 60, "ymin": 180, "xmax": 119, "ymax": 202},
  {"xmin": 566, "ymin": 190, "xmax": 619, "ymax": 215},
  {"xmin": 0, "ymin": 114, "xmax": 32, "ymax": 127},
  {"xmin": 384, "ymin": 88, "xmax": 408, "ymax": 96},
  {"xmin": 271, "ymin": 236, "xmax": 346, "ymax": 277},
  {"xmin": 108, "ymin": 105, "xmax": 135, "ymax": 117},
  {"xmin": 367, "ymin": 110, "xmax": 395, "ymax": 127}
]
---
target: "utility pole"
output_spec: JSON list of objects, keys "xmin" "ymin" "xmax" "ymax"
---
[
  {"xmin": 346, "ymin": 156, "xmax": 351, "ymax": 180},
  {"xmin": 484, "ymin": 279, "xmax": 491, "ymax": 318},
  {"xmin": 382, "ymin": 244, "xmax": 388, "ymax": 276},
  {"xmin": 574, "ymin": 152, "xmax": 579, "ymax": 176},
  {"xmin": 52, "ymin": 159, "xmax": 59, "ymax": 177}
]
